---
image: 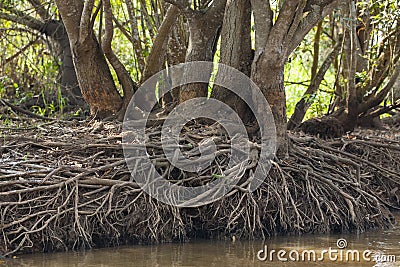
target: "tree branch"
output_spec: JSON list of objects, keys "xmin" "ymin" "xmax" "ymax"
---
[
  {"xmin": 3, "ymin": 35, "xmax": 41, "ymax": 66},
  {"xmin": 288, "ymin": 36, "xmax": 342, "ymax": 130},
  {"xmin": 124, "ymin": 0, "xmax": 146, "ymax": 73},
  {"xmin": 283, "ymin": 0, "xmax": 307, "ymax": 47},
  {"xmin": 112, "ymin": 15, "xmax": 134, "ymax": 43},
  {"xmin": 267, "ymin": 0, "xmax": 300, "ymax": 53},
  {"xmin": 359, "ymin": 59, "xmax": 400, "ymax": 114},
  {"xmin": 362, "ymin": 100, "xmax": 400, "ymax": 119},
  {"xmin": 102, "ymin": 0, "xmax": 137, "ymax": 106},
  {"xmin": 142, "ymin": 5, "xmax": 180, "ymax": 82},
  {"xmin": 27, "ymin": 0, "xmax": 51, "ymax": 21},
  {"xmin": 250, "ymin": 0, "xmax": 272, "ymax": 52},
  {"xmin": 0, "ymin": 3, "xmax": 44, "ymax": 31},
  {"xmin": 79, "ymin": 0, "xmax": 95, "ymax": 42},
  {"xmin": 102, "ymin": 0, "xmax": 113, "ymax": 51},
  {"xmin": 287, "ymin": 0, "xmax": 342, "ymax": 56},
  {"xmin": 164, "ymin": 0, "xmax": 195, "ymax": 18}
]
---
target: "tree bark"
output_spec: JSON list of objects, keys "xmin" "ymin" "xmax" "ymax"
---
[
  {"xmin": 212, "ymin": 0, "xmax": 252, "ymax": 121},
  {"xmin": 55, "ymin": 0, "xmax": 123, "ymax": 117},
  {"xmin": 342, "ymin": 1, "xmax": 358, "ymax": 132},
  {"xmin": 142, "ymin": 5, "xmax": 180, "ymax": 83},
  {"xmin": 252, "ymin": 59, "xmax": 288, "ymax": 157},
  {"xmin": 102, "ymin": 0, "xmax": 137, "ymax": 119},
  {"xmin": 249, "ymin": 0, "xmax": 343, "ymax": 157},
  {"xmin": 72, "ymin": 33, "xmax": 123, "ymax": 117},
  {"xmin": 167, "ymin": 15, "xmax": 187, "ymax": 67},
  {"xmin": 311, "ymin": 22, "xmax": 323, "ymax": 80},
  {"xmin": 43, "ymin": 20, "xmax": 84, "ymax": 106},
  {"xmin": 166, "ymin": 0, "xmax": 226, "ymax": 103},
  {"xmin": 164, "ymin": 12, "xmax": 188, "ymax": 104}
]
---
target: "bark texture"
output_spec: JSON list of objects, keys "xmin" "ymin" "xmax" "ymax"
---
[
  {"xmin": 250, "ymin": 0, "xmax": 342, "ymax": 157},
  {"xmin": 55, "ymin": 0, "xmax": 123, "ymax": 117},
  {"xmin": 166, "ymin": 0, "xmax": 226, "ymax": 103},
  {"xmin": 73, "ymin": 34, "xmax": 123, "ymax": 117},
  {"xmin": 212, "ymin": 0, "xmax": 253, "ymax": 121}
]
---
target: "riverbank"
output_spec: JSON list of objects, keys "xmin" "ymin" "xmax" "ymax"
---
[
  {"xmin": 1, "ymin": 119, "xmax": 400, "ymax": 256},
  {"xmin": 5, "ymin": 213, "xmax": 400, "ymax": 267}
]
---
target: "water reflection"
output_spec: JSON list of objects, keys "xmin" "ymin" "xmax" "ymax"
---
[{"xmin": 5, "ymin": 216, "xmax": 400, "ymax": 267}]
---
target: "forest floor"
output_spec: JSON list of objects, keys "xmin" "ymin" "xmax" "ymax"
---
[{"xmin": 0, "ymin": 115, "xmax": 400, "ymax": 256}]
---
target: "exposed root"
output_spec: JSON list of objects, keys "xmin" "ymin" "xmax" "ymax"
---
[
  {"xmin": 0, "ymin": 118, "xmax": 399, "ymax": 256},
  {"xmin": 299, "ymin": 117, "xmax": 344, "ymax": 138}
]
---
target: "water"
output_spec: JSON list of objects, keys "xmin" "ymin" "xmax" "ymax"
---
[{"xmin": 4, "ymin": 216, "xmax": 400, "ymax": 267}]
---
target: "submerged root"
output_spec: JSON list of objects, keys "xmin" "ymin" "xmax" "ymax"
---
[{"xmin": 0, "ymin": 119, "xmax": 399, "ymax": 256}]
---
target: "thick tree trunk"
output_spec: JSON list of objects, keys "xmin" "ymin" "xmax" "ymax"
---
[
  {"xmin": 164, "ymin": 13, "xmax": 188, "ymax": 104},
  {"xmin": 212, "ymin": 0, "xmax": 252, "ymax": 121},
  {"xmin": 248, "ymin": 0, "xmax": 342, "ymax": 157},
  {"xmin": 179, "ymin": 14, "xmax": 222, "ymax": 102},
  {"xmin": 165, "ymin": 0, "xmax": 226, "ymax": 103},
  {"xmin": 251, "ymin": 61, "xmax": 288, "ymax": 157},
  {"xmin": 55, "ymin": 0, "xmax": 123, "ymax": 117},
  {"xmin": 167, "ymin": 16, "xmax": 187, "ymax": 67},
  {"xmin": 72, "ymin": 33, "xmax": 123, "ymax": 117}
]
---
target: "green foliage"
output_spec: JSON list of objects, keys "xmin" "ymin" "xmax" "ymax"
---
[
  {"xmin": 1, "ymin": 0, "xmax": 399, "ymax": 122},
  {"xmin": 285, "ymin": 28, "xmax": 336, "ymax": 121}
]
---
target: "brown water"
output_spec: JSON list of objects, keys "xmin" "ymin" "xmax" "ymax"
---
[{"xmin": 3, "ymin": 219, "xmax": 400, "ymax": 267}]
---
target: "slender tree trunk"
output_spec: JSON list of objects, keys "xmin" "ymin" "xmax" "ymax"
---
[
  {"xmin": 311, "ymin": 22, "xmax": 322, "ymax": 80},
  {"xmin": 288, "ymin": 39, "xmax": 342, "ymax": 130},
  {"xmin": 44, "ymin": 20, "xmax": 84, "ymax": 106},
  {"xmin": 341, "ymin": 1, "xmax": 358, "ymax": 131},
  {"xmin": 142, "ymin": 5, "xmax": 180, "ymax": 83},
  {"xmin": 102, "ymin": 0, "xmax": 136, "ymax": 120}
]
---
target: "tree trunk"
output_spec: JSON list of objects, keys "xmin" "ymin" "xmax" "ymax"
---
[
  {"xmin": 342, "ymin": 1, "xmax": 358, "ymax": 132},
  {"xmin": 44, "ymin": 20, "xmax": 84, "ymax": 106},
  {"xmin": 212, "ymin": 0, "xmax": 253, "ymax": 121},
  {"xmin": 55, "ymin": 0, "xmax": 123, "ymax": 117},
  {"xmin": 167, "ymin": 15, "xmax": 187, "ymax": 67},
  {"xmin": 142, "ymin": 5, "xmax": 180, "ymax": 83},
  {"xmin": 251, "ymin": 60, "xmax": 288, "ymax": 157},
  {"xmin": 165, "ymin": 13, "xmax": 188, "ymax": 104},
  {"xmin": 179, "ymin": 14, "xmax": 222, "ymax": 102},
  {"xmin": 166, "ymin": 0, "xmax": 226, "ymax": 103},
  {"xmin": 72, "ymin": 33, "xmax": 123, "ymax": 117},
  {"xmin": 248, "ymin": 0, "xmax": 342, "ymax": 157}
]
